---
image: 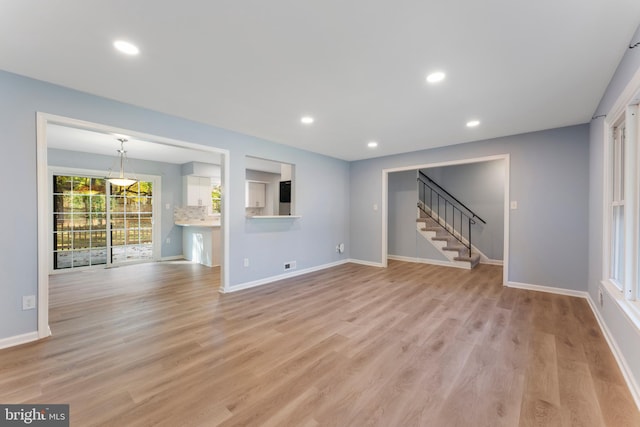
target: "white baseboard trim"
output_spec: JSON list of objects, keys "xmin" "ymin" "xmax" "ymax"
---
[
  {"xmin": 347, "ymin": 258, "xmax": 385, "ymax": 268},
  {"xmin": 160, "ymin": 255, "xmax": 185, "ymax": 261},
  {"xmin": 224, "ymin": 259, "xmax": 350, "ymax": 293},
  {"xmin": 0, "ymin": 331, "xmax": 40, "ymax": 350},
  {"xmin": 586, "ymin": 295, "xmax": 640, "ymax": 410},
  {"xmin": 481, "ymin": 258, "xmax": 504, "ymax": 266},
  {"xmin": 387, "ymin": 254, "xmax": 469, "ymax": 270},
  {"xmin": 506, "ymin": 281, "xmax": 588, "ymax": 298}
]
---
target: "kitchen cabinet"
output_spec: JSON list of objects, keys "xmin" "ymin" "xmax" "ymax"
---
[
  {"xmin": 245, "ymin": 181, "xmax": 266, "ymax": 208},
  {"xmin": 184, "ymin": 176, "xmax": 212, "ymax": 212}
]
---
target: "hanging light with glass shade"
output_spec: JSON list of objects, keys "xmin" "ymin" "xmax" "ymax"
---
[{"xmin": 106, "ymin": 138, "xmax": 138, "ymax": 186}]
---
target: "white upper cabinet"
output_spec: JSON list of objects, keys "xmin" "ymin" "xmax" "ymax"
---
[
  {"xmin": 245, "ymin": 181, "xmax": 266, "ymax": 208},
  {"xmin": 184, "ymin": 176, "xmax": 212, "ymax": 212}
]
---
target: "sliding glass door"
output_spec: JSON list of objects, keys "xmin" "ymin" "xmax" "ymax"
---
[{"xmin": 52, "ymin": 174, "xmax": 155, "ymax": 270}]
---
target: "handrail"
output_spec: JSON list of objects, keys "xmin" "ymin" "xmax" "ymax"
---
[{"xmin": 418, "ymin": 171, "xmax": 486, "ymax": 224}]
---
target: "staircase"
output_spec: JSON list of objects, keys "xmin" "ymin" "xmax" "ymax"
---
[
  {"xmin": 416, "ymin": 216, "xmax": 481, "ymax": 269},
  {"xmin": 416, "ymin": 171, "xmax": 485, "ymax": 269}
]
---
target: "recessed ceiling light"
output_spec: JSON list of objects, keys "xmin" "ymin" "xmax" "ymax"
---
[
  {"xmin": 300, "ymin": 116, "xmax": 314, "ymax": 125},
  {"xmin": 368, "ymin": 141, "xmax": 378, "ymax": 148},
  {"xmin": 466, "ymin": 120, "xmax": 480, "ymax": 127},
  {"xmin": 113, "ymin": 40, "xmax": 140, "ymax": 56},
  {"xmin": 426, "ymin": 71, "xmax": 446, "ymax": 83}
]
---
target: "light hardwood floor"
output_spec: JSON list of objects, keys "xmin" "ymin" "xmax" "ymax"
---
[{"xmin": 0, "ymin": 260, "xmax": 638, "ymax": 426}]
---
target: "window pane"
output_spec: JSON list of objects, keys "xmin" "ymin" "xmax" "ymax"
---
[
  {"xmin": 138, "ymin": 181, "xmax": 152, "ymax": 196},
  {"xmin": 111, "ymin": 230, "xmax": 126, "ymax": 246},
  {"xmin": 72, "ymin": 214, "xmax": 90, "ymax": 231},
  {"xmin": 90, "ymin": 248, "xmax": 107, "ymax": 266},
  {"xmin": 90, "ymin": 231, "xmax": 107, "ymax": 248},
  {"xmin": 53, "ymin": 232, "xmax": 72, "ymax": 251},
  {"xmin": 73, "ymin": 250, "xmax": 90, "ymax": 267},
  {"xmin": 611, "ymin": 205, "xmax": 624, "ymax": 285},
  {"xmin": 139, "ymin": 214, "xmax": 152, "ymax": 228},
  {"xmin": 91, "ymin": 195, "xmax": 106, "ymax": 213},
  {"xmin": 126, "ymin": 214, "xmax": 140, "ymax": 229},
  {"xmin": 53, "ymin": 214, "xmax": 72, "ymax": 232},
  {"xmin": 53, "ymin": 194, "xmax": 72, "ymax": 213},
  {"xmin": 54, "ymin": 252, "xmax": 72, "ymax": 269},
  {"xmin": 72, "ymin": 177, "xmax": 91, "ymax": 193},
  {"xmin": 110, "ymin": 214, "xmax": 125, "ymax": 229},
  {"xmin": 126, "ymin": 229, "xmax": 141, "ymax": 244},
  {"xmin": 129, "ymin": 244, "xmax": 153, "ymax": 260},
  {"xmin": 91, "ymin": 214, "xmax": 107, "ymax": 230},
  {"xmin": 110, "ymin": 196, "xmax": 126, "ymax": 212},
  {"xmin": 139, "ymin": 229, "xmax": 153, "ymax": 244},
  {"xmin": 53, "ymin": 176, "xmax": 72, "ymax": 194},
  {"xmin": 139, "ymin": 197, "xmax": 153, "ymax": 212},
  {"xmin": 72, "ymin": 195, "xmax": 91, "ymax": 212},
  {"xmin": 91, "ymin": 178, "xmax": 105, "ymax": 194},
  {"xmin": 126, "ymin": 197, "xmax": 140, "ymax": 212},
  {"xmin": 72, "ymin": 231, "xmax": 91, "ymax": 249}
]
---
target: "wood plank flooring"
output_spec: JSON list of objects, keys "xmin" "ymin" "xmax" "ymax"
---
[{"xmin": 0, "ymin": 260, "xmax": 638, "ymax": 426}]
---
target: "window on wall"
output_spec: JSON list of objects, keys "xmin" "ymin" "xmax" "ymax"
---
[
  {"xmin": 603, "ymin": 102, "xmax": 639, "ymax": 307},
  {"xmin": 211, "ymin": 184, "xmax": 221, "ymax": 214},
  {"xmin": 610, "ymin": 123, "xmax": 625, "ymax": 289},
  {"xmin": 52, "ymin": 174, "xmax": 155, "ymax": 270}
]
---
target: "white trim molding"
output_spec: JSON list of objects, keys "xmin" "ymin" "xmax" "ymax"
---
[
  {"xmin": 388, "ymin": 254, "xmax": 469, "ymax": 269},
  {"xmin": 223, "ymin": 260, "xmax": 350, "ymax": 293},
  {"xmin": 0, "ymin": 331, "xmax": 41, "ymax": 350},
  {"xmin": 586, "ymin": 294, "xmax": 640, "ymax": 410},
  {"xmin": 506, "ymin": 281, "xmax": 589, "ymax": 299},
  {"xmin": 347, "ymin": 258, "xmax": 385, "ymax": 268}
]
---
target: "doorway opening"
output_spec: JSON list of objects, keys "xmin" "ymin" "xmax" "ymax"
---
[
  {"xmin": 36, "ymin": 113, "xmax": 230, "ymax": 338},
  {"xmin": 382, "ymin": 154, "xmax": 510, "ymax": 285}
]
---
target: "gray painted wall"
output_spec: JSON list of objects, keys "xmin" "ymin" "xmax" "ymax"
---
[
  {"xmin": 350, "ymin": 124, "xmax": 589, "ymax": 291},
  {"xmin": 588, "ymin": 24, "xmax": 640, "ymax": 396},
  {"xmin": 0, "ymin": 70, "xmax": 350, "ymax": 340},
  {"xmin": 387, "ymin": 170, "xmax": 448, "ymax": 262},
  {"xmin": 47, "ymin": 148, "xmax": 184, "ymax": 259},
  {"xmin": 423, "ymin": 160, "xmax": 505, "ymax": 260}
]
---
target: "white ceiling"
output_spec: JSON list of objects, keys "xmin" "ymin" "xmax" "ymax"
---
[
  {"xmin": 47, "ymin": 124, "xmax": 222, "ymax": 165},
  {"xmin": 2, "ymin": 1, "xmax": 639, "ymax": 161}
]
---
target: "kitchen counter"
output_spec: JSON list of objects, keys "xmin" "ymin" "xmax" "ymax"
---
[
  {"xmin": 175, "ymin": 221, "xmax": 221, "ymax": 227},
  {"xmin": 179, "ymin": 223, "xmax": 221, "ymax": 267}
]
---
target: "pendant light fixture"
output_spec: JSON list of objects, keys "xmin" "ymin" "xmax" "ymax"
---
[{"xmin": 106, "ymin": 138, "xmax": 138, "ymax": 187}]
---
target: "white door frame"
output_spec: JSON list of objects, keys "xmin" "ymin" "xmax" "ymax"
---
[
  {"xmin": 381, "ymin": 154, "xmax": 510, "ymax": 286},
  {"xmin": 36, "ymin": 113, "xmax": 231, "ymax": 339}
]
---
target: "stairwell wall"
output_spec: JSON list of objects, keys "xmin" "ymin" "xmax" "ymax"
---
[
  {"xmin": 423, "ymin": 160, "xmax": 505, "ymax": 261},
  {"xmin": 387, "ymin": 170, "xmax": 449, "ymax": 262}
]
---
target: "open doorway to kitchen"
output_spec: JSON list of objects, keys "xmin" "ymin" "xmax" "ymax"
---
[{"xmin": 36, "ymin": 113, "xmax": 230, "ymax": 339}]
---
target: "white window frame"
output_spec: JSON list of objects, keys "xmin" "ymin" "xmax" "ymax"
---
[
  {"xmin": 602, "ymin": 73, "xmax": 640, "ymax": 326},
  {"xmin": 48, "ymin": 166, "xmax": 162, "ymax": 274}
]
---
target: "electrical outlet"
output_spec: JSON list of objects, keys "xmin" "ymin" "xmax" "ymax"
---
[
  {"xmin": 284, "ymin": 261, "xmax": 297, "ymax": 271},
  {"xmin": 243, "ymin": 258, "xmax": 249, "ymax": 267},
  {"xmin": 166, "ymin": 237, "xmax": 171, "ymax": 244},
  {"xmin": 598, "ymin": 288, "xmax": 604, "ymax": 307},
  {"xmin": 336, "ymin": 243, "xmax": 345, "ymax": 254},
  {"xmin": 510, "ymin": 201, "xmax": 518, "ymax": 210},
  {"xmin": 22, "ymin": 295, "xmax": 36, "ymax": 310}
]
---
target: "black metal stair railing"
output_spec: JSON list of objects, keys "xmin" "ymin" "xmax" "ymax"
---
[{"xmin": 417, "ymin": 171, "xmax": 486, "ymax": 258}]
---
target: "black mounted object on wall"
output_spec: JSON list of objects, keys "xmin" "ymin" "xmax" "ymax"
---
[{"xmin": 279, "ymin": 180, "xmax": 291, "ymax": 203}]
